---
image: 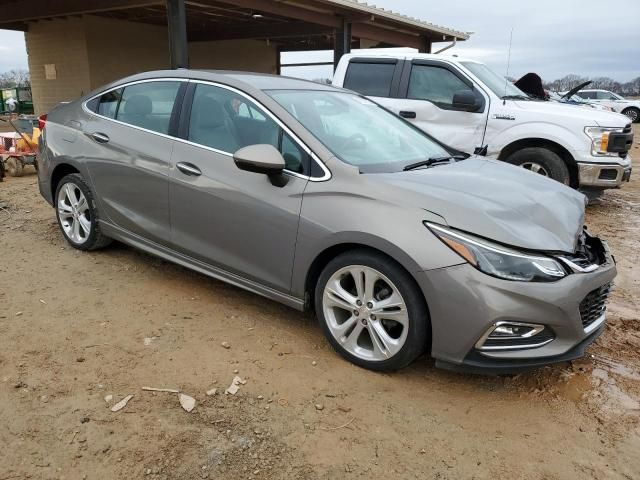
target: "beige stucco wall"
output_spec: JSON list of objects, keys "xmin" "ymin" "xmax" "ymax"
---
[
  {"xmin": 25, "ymin": 17, "xmax": 92, "ymax": 115},
  {"xmin": 25, "ymin": 15, "xmax": 279, "ymax": 114}
]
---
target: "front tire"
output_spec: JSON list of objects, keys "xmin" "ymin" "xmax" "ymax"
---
[
  {"xmin": 504, "ymin": 147, "xmax": 570, "ymax": 185},
  {"xmin": 315, "ymin": 249, "xmax": 430, "ymax": 372},
  {"xmin": 55, "ymin": 173, "xmax": 112, "ymax": 251},
  {"xmin": 622, "ymin": 107, "xmax": 639, "ymax": 123}
]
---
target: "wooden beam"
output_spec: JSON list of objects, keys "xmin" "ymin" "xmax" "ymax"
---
[
  {"xmin": 352, "ymin": 22, "xmax": 422, "ymax": 49},
  {"xmin": 0, "ymin": 0, "xmax": 164, "ymax": 24},
  {"xmin": 186, "ymin": 0, "xmax": 342, "ymax": 28},
  {"xmin": 189, "ymin": 21, "xmax": 330, "ymax": 42}
]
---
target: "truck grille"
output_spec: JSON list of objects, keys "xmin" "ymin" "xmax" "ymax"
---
[{"xmin": 579, "ymin": 283, "xmax": 611, "ymax": 329}]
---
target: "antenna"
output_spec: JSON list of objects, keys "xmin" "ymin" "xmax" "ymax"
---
[{"xmin": 503, "ymin": 27, "xmax": 514, "ymax": 105}]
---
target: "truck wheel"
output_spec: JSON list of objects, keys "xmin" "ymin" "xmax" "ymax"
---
[
  {"xmin": 504, "ymin": 148, "xmax": 570, "ymax": 185},
  {"xmin": 621, "ymin": 107, "xmax": 639, "ymax": 123},
  {"xmin": 5, "ymin": 156, "xmax": 24, "ymax": 177}
]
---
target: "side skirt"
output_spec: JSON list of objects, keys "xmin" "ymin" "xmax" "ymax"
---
[{"xmin": 99, "ymin": 221, "xmax": 306, "ymax": 311}]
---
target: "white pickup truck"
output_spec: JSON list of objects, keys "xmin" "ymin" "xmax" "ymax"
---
[{"xmin": 332, "ymin": 53, "xmax": 633, "ymax": 194}]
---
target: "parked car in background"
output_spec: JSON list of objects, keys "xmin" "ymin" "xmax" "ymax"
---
[
  {"xmin": 572, "ymin": 89, "xmax": 640, "ymax": 123},
  {"xmin": 333, "ymin": 53, "xmax": 633, "ymax": 197},
  {"xmin": 37, "ymin": 70, "xmax": 616, "ymax": 374},
  {"xmin": 548, "ymin": 81, "xmax": 615, "ymax": 112}
]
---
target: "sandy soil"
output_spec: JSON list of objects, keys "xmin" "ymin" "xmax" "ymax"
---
[{"xmin": 1, "ymin": 126, "xmax": 639, "ymax": 480}]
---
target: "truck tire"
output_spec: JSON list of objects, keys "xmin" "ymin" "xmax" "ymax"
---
[
  {"xmin": 621, "ymin": 107, "xmax": 639, "ymax": 123},
  {"xmin": 504, "ymin": 147, "xmax": 570, "ymax": 185},
  {"xmin": 5, "ymin": 156, "xmax": 24, "ymax": 177}
]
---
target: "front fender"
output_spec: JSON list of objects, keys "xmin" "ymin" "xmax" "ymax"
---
[{"xmin": 487, "ymin": 121, "xmax": 586, "ymax": 159}]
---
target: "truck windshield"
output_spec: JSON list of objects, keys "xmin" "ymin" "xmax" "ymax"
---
[
  {"xmin": 461, "ymin": 61, "xmax": 528, "ymax": 99},
  {"xmin": 267, "ymin": 90, "xmax": 452, "ymax": 173}
]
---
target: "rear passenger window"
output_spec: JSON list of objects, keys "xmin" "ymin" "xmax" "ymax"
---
[
  {"xmin": 343, "ymin": 62, "xmax": 396, "ymax": 97},
  {"xmin": 408, "ymin": 65, "xmax": 473, "ymax": 109},
  {"xmin": 115, "ymin": 81, "xmax": 180, "ymax": 134}
]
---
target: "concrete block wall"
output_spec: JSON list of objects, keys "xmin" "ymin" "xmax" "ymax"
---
[
  {"xmin": 25, "ymin": 15, "xmax": 278, "ymax": 114},
  {"xmin": 25, "ymin": 17, "xmax": 92, "ymax": 115}
]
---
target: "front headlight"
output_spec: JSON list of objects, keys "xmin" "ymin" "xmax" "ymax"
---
[
  {"xmin": 584, "ymin": 126, "xmax": 621, "ymax": 156},
  {"xmin": 426, "ymin": 223, "xmax": 567, "ymax": 282}
]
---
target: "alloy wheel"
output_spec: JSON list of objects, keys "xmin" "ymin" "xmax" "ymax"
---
[
  {"xmin": 624, "ymin": 109, "xmax": 638, "ymax": 122},
  {"xmin": 521, "ymin": 162, "xmax": 549, "ymax": 177},
  {"xmin": 57, "ymin": 182, "xmax": 91, "ymax": 244},
  {"xmin": 322, "ymin": 265, "xmax": 409, "ymax": 361}
]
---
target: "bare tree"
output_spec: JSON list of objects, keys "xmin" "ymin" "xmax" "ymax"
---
[{"xmin": 0, "ymin": 69, "xmax": 30, "ymax": 88}]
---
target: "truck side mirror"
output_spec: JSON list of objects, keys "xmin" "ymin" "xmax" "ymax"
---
[{"xmin": 452, "ymin": 90, "xmax": 481, "ymax": 112}]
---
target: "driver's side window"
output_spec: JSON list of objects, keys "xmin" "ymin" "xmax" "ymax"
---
[
  {"xmin": 187, "ymin": 84, "xmax": 308, "ymax": 174},
  {"xmin": 408, "ymin": 65, "xmax": 473, "ymax": 109}
]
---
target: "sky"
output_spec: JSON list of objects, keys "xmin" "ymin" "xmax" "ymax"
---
[{"xmin": 1, "ymin": 0, "xmax": 638, "ymax": 83}]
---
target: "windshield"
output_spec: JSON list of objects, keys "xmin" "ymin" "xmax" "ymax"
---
[
  {"xmin": 267, "ymin": 90, "xmax": 451, "ymax": 173},
  {"xmin": 461, "ymin": 61, "xmax": 527, "ymax": 98}
]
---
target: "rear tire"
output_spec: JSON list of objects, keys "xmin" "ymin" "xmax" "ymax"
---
[
  {"xmin": 315, "ymin": 249, "xmax": 430, "ymax": 372},
  {"xmin": 55, "ymin": 173, "xmax": 112, "ymax": 251},
  {"xmin": 504, "ymin": 147, "xmax": 570, "ymax": 185},
  {"xmin": 622, "ymin": 107, "xmax": 639, "ymax": 123},
  {"xmin": 5, "ymin": 156, "xmax": 24, "ymax": 177}
]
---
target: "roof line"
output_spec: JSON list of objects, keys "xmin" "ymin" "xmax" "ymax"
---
[{"xmin": 316, "ymin": 0, "xmax": 470, "ymax": 40}]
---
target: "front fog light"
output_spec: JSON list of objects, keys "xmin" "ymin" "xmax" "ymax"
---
[{"xmin": 475, "ymin": 322, "xmax": 554, "ymax": 351}]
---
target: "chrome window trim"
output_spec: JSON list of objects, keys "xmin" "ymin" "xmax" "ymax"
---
[{"xmin": 82, "ymin": 77, "xmax": 332, "ymax": 182}]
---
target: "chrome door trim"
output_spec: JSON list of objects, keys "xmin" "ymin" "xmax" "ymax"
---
[{"xmin": 81, "ymin": 77, "xmax": 332, "ymax": 182}]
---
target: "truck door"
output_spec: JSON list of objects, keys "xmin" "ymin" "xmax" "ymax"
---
[{"xmin": 380, "ymin": 60, "xmax": 489, "ymax": 154}]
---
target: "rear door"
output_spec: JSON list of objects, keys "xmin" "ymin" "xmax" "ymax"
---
[
  {"xmin": 83, "ymin": 79, "xmax": 185, "ymax": 244},
  {"xmin": 168, "ymin": 81, "xmax": 310, "ymax": 292}
]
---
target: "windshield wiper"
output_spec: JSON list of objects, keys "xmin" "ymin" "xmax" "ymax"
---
[{"xmin": 403, "ymin": 156, "xmax": 454, "ymax": 171}]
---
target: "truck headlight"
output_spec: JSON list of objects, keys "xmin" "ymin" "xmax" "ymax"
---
[
  {"xmin": 584, "ymin": 126, "xmax": 621, "ymax": 157},
  {"xmin": 426, "ymin": 223, "xmax": 567, "ymax": 282}
]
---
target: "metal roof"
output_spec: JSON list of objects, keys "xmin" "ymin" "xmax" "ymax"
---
[{"xmin": 321, "ymin": 0, "xmax": 470, "ymax": 40}]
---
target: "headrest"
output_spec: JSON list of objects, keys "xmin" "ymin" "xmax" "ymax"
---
[
  {"xmin": 191, "ymin": 96, "xmax": 226, "ymax": 129},
  {"xmin": 123, "ymin": 95, "xmax": 152, "ymax": 116}
]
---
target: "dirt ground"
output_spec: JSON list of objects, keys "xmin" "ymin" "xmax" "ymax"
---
[{"xmin": 1, "ymin": 126, "xmax": 639, "ymax": 480}]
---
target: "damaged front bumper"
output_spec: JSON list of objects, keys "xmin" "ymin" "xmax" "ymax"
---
[
  {"xmin": 577, "ymin": 155, "xmax": 632, "ymax": 188},
  {"xmin": 417, "ymin": 233, "xmax": 617, "ymax": 375}
]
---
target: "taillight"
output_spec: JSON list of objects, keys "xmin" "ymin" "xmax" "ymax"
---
[{"xmin": 38, "ymin": 114, "xmax": 47, "ymax": 130}]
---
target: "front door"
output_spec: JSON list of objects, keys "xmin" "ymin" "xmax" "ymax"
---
[
  {"xmin": 376, "ymin": 60, "xmax": 488, "ymax": 154},
  {"xmin": 169, "ymin": 82, "xmax": 309, "ymax": 293}
]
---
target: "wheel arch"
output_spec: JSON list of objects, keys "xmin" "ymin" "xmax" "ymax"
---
[
  {"xmin": 498, "ymin": 138, "xmax": 579, "ymax": 188},
  {"xmin": 302, "ymin": 240, "xmax": 425, "ymax": 310},
  {"xmin": 50, "ymin": 163, "xmax": 80, "ymax": 200}
]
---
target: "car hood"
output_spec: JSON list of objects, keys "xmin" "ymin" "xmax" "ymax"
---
[
  {"xmin": 371, "ymin": 157, "xmax": 586, "ymax": 253},
  {"xmin": 562, "ymin": 81, "xmax": 592, "ymax": 99},
  {"xmin": 512, "ymin": 99, "xmax": 629, "ymax": 127}
]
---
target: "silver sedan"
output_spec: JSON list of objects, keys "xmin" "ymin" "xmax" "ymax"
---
[{"xmin": 37, "ymin": 70, "xmax": 616, "ymax": 374}]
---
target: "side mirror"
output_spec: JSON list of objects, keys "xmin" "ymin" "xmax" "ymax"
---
[
  {"xmin": 452, "ymin": 90, "xmax": 481, "ymax": 112},
  {"xmin": 233, "ymin": 144, "xmax": 288, "ymax": 186}
]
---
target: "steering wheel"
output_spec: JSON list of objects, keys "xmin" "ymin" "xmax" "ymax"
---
[{"xmin": 340, "ymin": 133, "xmax": 367, "ymax": 150}]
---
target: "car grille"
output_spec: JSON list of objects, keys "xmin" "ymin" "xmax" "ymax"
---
[{"xmin": 579, "ymin": 283, "xmax": 611, "ymax": 329}]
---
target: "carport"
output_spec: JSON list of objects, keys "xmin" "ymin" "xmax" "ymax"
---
[{"xmin": 0, "ymin": 0, "xmax": 469, "ymax": 114}]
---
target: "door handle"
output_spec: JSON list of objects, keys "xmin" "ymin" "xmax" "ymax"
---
[
  {"xmin": 176, "ymin": 162, "xmax": 202, "ymax": 176},
  {"xmin": 91, "ymin": 132, "xmax": 110, "ymax": 143},
  {"xmin": 399, "ymin": 111, "xmax": 416, "ymax": 119}
]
